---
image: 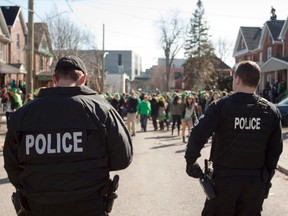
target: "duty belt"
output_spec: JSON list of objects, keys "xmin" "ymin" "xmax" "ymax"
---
[{"xmin": 214, "ymin": 168, "xmax": 262, "ymax": 177}]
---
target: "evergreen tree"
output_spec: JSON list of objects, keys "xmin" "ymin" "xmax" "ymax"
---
[{"xmin": 184, "ymin": 0, "xmax": 216, "ymax": 90}]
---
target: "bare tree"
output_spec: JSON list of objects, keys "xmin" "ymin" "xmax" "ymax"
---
[
  {"xmin": 158, "ymin": 12, "xmax": 185, "ymax": 91},
  {"xmin": 44, "ymin": 4, "xmax": 96, "ymax": 60},
  {"xmin": 44, "ymin": 4, "xmax": 102, "ymax": 90},
  {"xmin": 214, "ymin": 37, "xmax": 233, "ymax": 63}
]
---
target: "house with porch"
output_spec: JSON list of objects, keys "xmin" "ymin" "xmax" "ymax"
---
[
  {"xmin": 0, "ymin": 6, "xmax": 27, "ymax": 87},
  {"xmin": 0, "ymin": 6, "xmax": 54, "ymax": 92},
  {"xmin": 233, "ymin": 11, "xmax": 288, "ymax": 99}
]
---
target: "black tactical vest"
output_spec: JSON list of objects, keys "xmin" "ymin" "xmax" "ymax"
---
[{"xmin": 211, "ymin": 95, "xmax": 272, "ymax": 169}]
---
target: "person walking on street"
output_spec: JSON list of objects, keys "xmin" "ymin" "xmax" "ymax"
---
[
  {"xmin": 10, "ymin": 87, "xmax": 22, "ymax": 110},
  {"xmin": 137, "ymin": 94, "xmax": 151, "ymax": 132},
  {"xmin": 157, "ymin": 96, "xmax": 168, "ymax": 131},
  {"xmin": 149, "ymin": 94, "xmax": 159, "ymax": 131},
  {"xmin": 170, "ymin": 94, "xmax": 182, "ymax": 136},
  {"xmin": 4, "ymin": 91, "xmax": 16, "ymax": 128},
  {"xmin": 181, "ymin": 95, "xmax": 198, "ymax": 143},
  {"xmin": 110, "ymin": 92, "xmax": 121, "ymax": 116},
  {"xmin": 185, "ymin": 61, "xmax": 283, "ymax": 216},
  {"xmin": 3, "ymin": 55, "xmax": 133, "ymax": 216},
  {"xmin": 126, "ymin": 90, "xmax": 139, "ymax": 136}
]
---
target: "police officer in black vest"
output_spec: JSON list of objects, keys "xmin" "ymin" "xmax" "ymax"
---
[
  {"xmin": 4, "ymin": 55, "xmax": 133, "ymax": 216},
  {"xmin": 185, "ymin": 61, "xmax": 283, "ymax": 216}
]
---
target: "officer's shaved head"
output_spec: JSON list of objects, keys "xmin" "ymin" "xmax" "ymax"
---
[{"xmin": 234, "ymin": 61, "xmax": 260, "ymax": 87}]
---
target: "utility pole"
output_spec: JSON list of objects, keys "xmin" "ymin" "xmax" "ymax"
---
[
  {"xmin": 101, "ymin": 24, "xmax": 105, "ymax": 93},
  {"xmin": 26, "ymin": 0, "xmax": 34, "ymax": 95}
]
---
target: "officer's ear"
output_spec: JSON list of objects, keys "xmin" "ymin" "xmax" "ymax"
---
[
  {"xmin": 76, "ymin": 73, "xmax": 87, "ymax": 86},
  {"xmin": 52, "ymin": 74, "xmax": 58, "ymax": 86},
  {"xmin": 234, "ymin": 75, "xmax": 241, "ymax": 85}
]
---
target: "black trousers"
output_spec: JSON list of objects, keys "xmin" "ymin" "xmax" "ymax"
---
[
  {"xmin": 171, "ymin": 115, "xmax": 181, "ymax": 131},
  {"xmin": 151, "ymin": 114, "xmax": 158, "ymax": 130},
  {"xmin": 29, "ymin": 194, "xmax": 107, "ymax": 216},
  {"xmin": 202, "ymin": 175, "xmax": 266, "ymax": 216}
]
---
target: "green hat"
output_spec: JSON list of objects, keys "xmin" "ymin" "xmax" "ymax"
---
[
  {"xmin": 11, "ymin": 87, "xmax": 17, "ymax": 93},
  {"xmin": 114, "ymin": 93, "xmax": 120, "ymax": 99}
]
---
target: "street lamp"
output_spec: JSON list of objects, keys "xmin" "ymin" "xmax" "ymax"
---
[{"xmin": 101, "ymin": 52, "xmax": 109, "ymax": 92}]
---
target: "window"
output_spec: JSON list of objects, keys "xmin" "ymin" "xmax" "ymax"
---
[
  {"xmin": 0, "ymin": 43, "xmax": 4, "ymax": 61},
  {"xmin": 16, "ymin": 34, "xmax": 20, "ymax": 49},
  {"xmin": 39, "ymin": 57, "xmax": 43, "ymax": 71},
  {"xmin": 267, "ymin": 47, "xmax": 272, "ymax": 59},
  {"xmin": 241, "ymin": 39, "xmax": 245, "ymax": 49},
  {"xmin": 118, "ymin": 54, "xmax": 122, "ymax": 66},
  {"xmin": 174, "ymin": 72, "xmax": 182, "ymax": 80},
  {"xmin": 259, "ymin": 52, "xmax": 263, "ymax": 64}
]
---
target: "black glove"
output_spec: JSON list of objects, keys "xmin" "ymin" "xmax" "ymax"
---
[
  {"xmin": 186, "ymin": 163, "xmax": 203, "ymax": 178},
  {"xmin": 264, "ymin": 182, "xmax": 272, "ymax": 199}
]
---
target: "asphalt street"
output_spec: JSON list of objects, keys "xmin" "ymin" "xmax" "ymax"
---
[{"xmin": 0, "ymin": 117, "xmax": 288, "ymax": 215}]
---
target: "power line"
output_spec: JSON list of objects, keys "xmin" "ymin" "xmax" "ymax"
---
[{"xmin": 3, "ymin": 0, "xmax": 45, "ymax": 22}]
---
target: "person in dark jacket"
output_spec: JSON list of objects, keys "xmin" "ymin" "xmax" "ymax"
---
[
  {"xmin": 3, "ymin": 55, "xmax": 133, "ymax": 216},
  {"xmin": 149, "ymin": 94, "xmax": 159, "ymax": 131},
  {"xmin": 110, "ymin": 92, "xmax": 121, "ymax": 116},
  {"xmin": 185, "ymin": 61, "xmax": 283, "ymax": 216},
  {"xmin": 126, "ymin": 90, "xmax": 139, "ymax": 136}
]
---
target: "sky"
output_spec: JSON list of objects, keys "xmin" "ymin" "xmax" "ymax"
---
[{"xmin": 3, "ymin": 0, "xmax": 288, "ymax": 70}]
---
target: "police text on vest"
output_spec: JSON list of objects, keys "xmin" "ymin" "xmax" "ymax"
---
[
  {"xmin": 25, "ymin": 132, "xmax": 84, "ymax": 155},
  {"xmin": 234, "ymin": 117, "xmax": 261, "ymax": 130}
]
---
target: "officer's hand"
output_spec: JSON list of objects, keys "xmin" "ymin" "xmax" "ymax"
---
[{"xmin": 186, "ymin": 163, "xmax": 203, "ymax": 178}]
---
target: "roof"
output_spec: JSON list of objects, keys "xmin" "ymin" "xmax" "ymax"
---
[
  {"xmin": 279, "ymin": 17, "xmax": 288, "ymax": 39},
  {"xmin": 36, "ymin": 70, "xmax": 53, "ymax": 81},
  {"xmin": 0, "ymin": 7, "xmax": 10, "ymax": 41},
  {"xmin": 240, "ymin": 27, "xmax": 262, "ymax": 50},
  {"xmin": 1, "ymin": 6, "xmax": 20, "ymax": 26},
  {"xmin": 266, "ymin": 20, "xmax": 285, "ymax": 41},
  {"xmin": 0, "ymin": 6, "xmax": 27, "ymax": 34},
  {"xmin": 217, "ymin": 59, "xmax": 231, "ymax": 70},
  {"xmin": 261, "ymin": 57, "xmax": 288, "ymax": 73},
  {"xmin": 0, "ymin": 62, "xmax": 25, "ymax": 74},
  {"xmin": 34, "ymin": 22, "xmax": 53, "ymax": 56}
]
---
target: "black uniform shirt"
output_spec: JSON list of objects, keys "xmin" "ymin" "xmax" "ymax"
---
[
  {"xmin": 4, "ymin": 86, "xmax": 133, "ymax": 204},
  {"xmin": 185, "ymin": 92, "xmax": 282, "ymax": 172}
]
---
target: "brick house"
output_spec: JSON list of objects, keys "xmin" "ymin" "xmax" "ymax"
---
[
  {"xmin": 0, "ymin": 6, "xmax": 27, "ymax": 87},
  {"xmin": 0, "ymin": 5, "xmax": 55, "ymax": 91},
  {"xmin": 233, "ymin": 15, "xmax": 288, "ymax": 96},
  {"xmin": 34, "ymin": 23, "xmax": 53, "ymax": 88}
]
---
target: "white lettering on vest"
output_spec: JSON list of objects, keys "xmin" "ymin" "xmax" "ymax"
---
[
  {"xmin": 25, "ymin": 132, "xmax": 84, "ymax": 155},
  {"xmin": 62, "ymin": 133, "xmax": 72, "ymax": 153},
  {"xmin": 234, "ymin": 117, "xmax": 261, "ymax": 130},
  {"xmin": 73, "ymin": 132, "xmax": 83, "ymax": 152},
  {"xmin": 47, "ymin": 134, "xmax": 55, "ymax": 154},
  {"xmin": 35, "ymin": 134, "xmax": 46, "ymax": 154},
  {"xmin": 26, "ymin": 135, "xmax": 34, "ymax": 155}
]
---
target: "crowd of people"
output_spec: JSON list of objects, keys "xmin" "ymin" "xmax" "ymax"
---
[
  {"xmin": 104, "ymin": 88, "xmax": 232, "ymax": 143},
  {"xmin": 262, "ymin": 80, "xmax": 287, "ymax": 103},
  {"xmin": 1, "ymin": 81, "xmax": 34, "ymax": 128}
]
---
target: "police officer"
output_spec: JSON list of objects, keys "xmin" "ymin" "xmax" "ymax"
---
[
  {"xmin": 4, "ymin": 55, "xmax": 133, "ymax": 216},
  {"xmin": 185, "ymin": 61, "xmax": 283, "ymax": 216}
]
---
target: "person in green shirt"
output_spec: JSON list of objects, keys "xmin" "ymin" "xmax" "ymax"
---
[
  {"xmin": 10, "ymin": 87, "xmax": 23, "ymax": 110},
  {"xmin": 137, "ymin": 94, "xmax": 151, "ymax": 132}
]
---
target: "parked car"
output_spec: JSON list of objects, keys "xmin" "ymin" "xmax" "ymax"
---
[{"xmin": 276, "ymin": 97, "xmax": 288, "ymax": 125}]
